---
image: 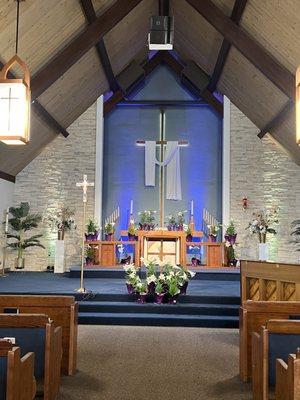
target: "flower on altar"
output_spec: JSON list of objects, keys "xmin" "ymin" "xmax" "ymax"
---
[
  {"xmin": 207, "ymin": 223, "xmax": 221, "ymax": 236},
  {"xmin": 123, "ymin": 263, "xmax": 135, "ymax": 272},
  {"xmin": 146, "ymin": 274, "xmax": 157, "ymax": 284},
  {"xmin": 104, "ymin": 222, "xmax": 115, "ymax": 235}
]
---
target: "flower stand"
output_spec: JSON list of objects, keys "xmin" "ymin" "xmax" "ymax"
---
[
  {"xmin": 258, "ymin": 243, "xmax": 269, "ymax": 261},
  {"xmin": 54, "ymin": 239, "xmax": 66, "ymax": 273}
]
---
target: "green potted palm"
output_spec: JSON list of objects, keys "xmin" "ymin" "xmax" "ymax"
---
[{"xmin": 6, "ymin": 202, "xmax": 45, "ymax": 270}]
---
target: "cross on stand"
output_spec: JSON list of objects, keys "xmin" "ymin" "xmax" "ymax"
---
[
  {"xmin": 0, "ymin": 87, "xmax": 19, "ymax": 130},
  {"xmin": 136, "ymin": 110, "xmax": 188, "ymax": 227},
  {"xmin": 75, "ymin": 175, "xmax": 94, "ymax": 293}
]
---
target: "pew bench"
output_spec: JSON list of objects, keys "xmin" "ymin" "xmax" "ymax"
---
[
  {"xmin": 0, "ymin": 339, "xmax": 36, "ymax": 400},
  {"xmin": 239, "ymin": 300, "xmax": 300, "ymax": 382},
  {"xmin": 252, "ymin": 320, "xmax": 300, "ymax": 400},
  {"xmin": 0, "ymin": 314, "xmax": 62, "ymax": 400},
  {"xmin": 0, "ymin": 295, "xmax": 78, "ymax": 375},
  {"xmin": 276, "ymin": 348, "xmax": 300, "ymax": 400}
]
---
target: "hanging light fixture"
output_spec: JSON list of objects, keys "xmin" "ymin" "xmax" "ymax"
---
[
  {"xmin": 296, "ymin": 66, "xmax": 300, "ymax": 146},
  {"xmin": 0, "ymin": 0, "xmax": 30, "ymax": 145}
]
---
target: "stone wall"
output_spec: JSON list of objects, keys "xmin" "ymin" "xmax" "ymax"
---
[
  {"xmin": 230, "ymin": 103, "xmax": 300, "ymax": 264},
  {"xmin": 12, "ymin": 103, "xmax": 97, "ymax": 271}
]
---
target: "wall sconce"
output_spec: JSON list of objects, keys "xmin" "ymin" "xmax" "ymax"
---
[
  {"xmin": 242, "ymin": 196, "xmax": 248, "ymax": 211},
  {"xmin": 0, "ymin": 55, "xmax": 30, "ymax": 145},
  {"xmin": 296, "ymin": 66, "xmax": 300, "ymax": 146}
]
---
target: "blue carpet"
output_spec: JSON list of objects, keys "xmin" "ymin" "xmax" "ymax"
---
[{"xmin": 0, "ymin": 272, "xmax": 240, "ymax": 328}]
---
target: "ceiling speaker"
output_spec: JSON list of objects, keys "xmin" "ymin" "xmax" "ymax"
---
[{"xmin": 148, "ymin": 16, "xmax": 174, "ymax": 50}]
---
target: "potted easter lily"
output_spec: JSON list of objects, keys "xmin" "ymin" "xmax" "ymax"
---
[
  {"xmin": 154, "ymin": 281, "xmax": 166, "ymax": 304},
  {"xmin": 136, "ymin": 282, "xmax": 148, "ymax": 303},
  {"xmin": 208, "ymin": 223, "xmax": 221, "ymax": 242},
  {"xmin": 85, "ymin": 219, "xmax": 99, "ymax": 241},
  {"xmin": 104, "ymin": 222, "xmax": 115, "ymax": 241},
  {"xmin": 123, "ymin": 263, "xmax": 139, "ymax": 294}
]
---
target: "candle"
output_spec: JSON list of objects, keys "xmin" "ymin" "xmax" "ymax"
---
[
  {"xmin": 130, "ymin": 200, "xmax": 133, "ymax": 215},
  {"xmin": 5, "ymin": 207, "xmax": 9, "ymax": 234},
  {"xmin": 191, "ymin": 200, "xmax": 194, "ymax": 216}
]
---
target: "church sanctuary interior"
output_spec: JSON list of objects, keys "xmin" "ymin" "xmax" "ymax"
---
[{"xmin": 0, "ymin": 0, "xmax": 300, "ymax": 399}]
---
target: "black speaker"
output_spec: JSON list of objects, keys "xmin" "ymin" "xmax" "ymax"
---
[{"xmin": 148, "ymin": 16, "xmax": 174, "ymax": 50}]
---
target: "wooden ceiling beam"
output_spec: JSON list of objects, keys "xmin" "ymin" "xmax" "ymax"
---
[
  {"xmin": 159, "ymin": 0, "xmax": 169, "ymax": 15},
  {"xmin": 207, "ymin": 0, "xmax": 247, "ymax": 92},
  {"xmin": 0, "ymin": 60, "xmax": 69, "ymax": 138},
  {"xmin": 31, "ymin": 0, "xmax": 142, "ymax": 99},
  {"xmin": 0, "ymin": 170, "xmax": 15, "ymax": 183},
  {"xmin": 186, "ymin": 0, "xmax": 295, "ymax": 99},
  {"xmin": 80, "ymin": 0, "xmax": 119, "ymax": 93},
  {"xmin": 257, "ymin": 100, "xmax": 293, "ymax": 139}
]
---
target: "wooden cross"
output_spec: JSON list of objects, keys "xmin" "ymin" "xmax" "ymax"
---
[
  {"xmin": 136, "ymin": 110, "xmax": 188, "ymax": 227},
  {"xmin": 76, "ymin": 174, "xmax": 94, "ymax": 203}
]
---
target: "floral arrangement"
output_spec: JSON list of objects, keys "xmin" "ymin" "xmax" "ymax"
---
[
  {"xmin": 104, "ymin": 222, "xmax": 115, "ymax": 235},
  {"xmin": 85, "ymin": 218, "xmax": 99, "ymax": 241},
  {"xmin": 207, "ymin": 223, "xmax": 221, "ymax": 242},
  {"xmin": 166, "ymin": 210, "xmax": 187, "ymax": 231},
  {"xmin": 246, "ymin": 207, "xmax": 279, "ymax": 243},
  {"xmin": 138, "ymin": 210, "xmax": 156, "ymax": 230},
  {"xmin": 85, "ymin": 245, "xmax": 94, "ymax": 266},
  {"xmin": 124, "ymin": 257, "xmax": 195, "ymax": 304},
  {"xmin": 224, "ymin": 220, "xmax": 238, "ymax": 267},
  {"xmin": 49, "ymin": 207, "xmax": 76, "ymax": 240},
  {"xmin": 291, "ymin": 220, "xmax": 300, "ymax": 251}
]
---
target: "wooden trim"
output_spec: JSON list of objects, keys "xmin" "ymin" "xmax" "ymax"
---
[
  {"xmin": 0, "ymin": 170, "xmax": 15, "ymax": 183},
  {"xmin": 186, "ymin": 0, "xmax": 295, "ymax": 99},
  {"xmin": 159, "ymin": 0, "xmax": 169, "ymax": 16},
  {"xmin": 207, "ymin": 0, "xmax": 247, "ymax": 92},
  {"xmin": 257, "ymin": 101, "xmax": 293, "ymax": 139},
  {"xmin": 0, "ymin": 59, "xmax": 69, "ymax": 138},
  {"xmin": 0, "ymin": 314, "xmax": 49, "ymax": 327},
  {"xmin": 31, "ymin": 0, "xmax": 142, "ymax": 99},
  {"xmin": 80, "ymin": 0, "xmax": 119, "ymax": 92}
]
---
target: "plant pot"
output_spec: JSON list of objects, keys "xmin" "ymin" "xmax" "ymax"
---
[
  {"xmin": 15, "ymin": 257, "xmax": 25, "ymax": 270},
  {"xmin": 177, "ymin": 224, "xmax": 183, "ymax": 231},
  {"xmin": 224, "ymin": 234, "xmax": 237, "ymax": 245},
  {"xmin": 105, "ymin": 233, "xmax": 113, "ymax": 241},
  {"xmin": 191, "ymin": 257, "xmax": 200, "ymax": 267},
  {"xmin": 85, "ymin": 258, "xmax": 93, "ymax": 267},
  {"xmin": 180, "ymin": 281, "xmax": 189, "ymax": 295},
  {"xmin": 128, "ymin": 233, "xmax": 137, "ymax": 241},
  {"xmin": 147, "ymin": 282, "xmax": 156, "ymax": 294},
  {"xmin": 138, "ymin": 293, "xmax": 147, "ymax": 304},
  {"xmin": 209, "ymin": 234, "xmax": 217, "ymax": 242},
  {"xmin": 85, "ymin": 232, "xmax": 98, "ymax": 241},
  {"xmin": 155, "ymin": 293, "xmax": 165, "ymax": 304},
  {"xmin": 168, "ymin": 294, "xmax": 179, "ymax": 304},
  {"xmin": 228, "ymin": 259, "xmax": 238, "ymax": 267},
  {"xmin": 186, "ymin": 234, "xmax": 193, "ymax": 242},
  {"xmin": 258, "ymin": 233, "xmax": 266, "ymax": 243},
  {"xmin": 58, "ymin": 229, "xmax": 65, "ymax": 241},
  {"xmin": 126, "ymin": 283, "xmax": 135, "ymax": 295}
]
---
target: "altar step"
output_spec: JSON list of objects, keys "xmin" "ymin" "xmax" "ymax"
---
[
  {"xmin": 69, "ymin": 267, "xmax": 240, "ymax": 281},
  {"xmin": 77, "ymin": 299, "xmax": 239, "ymax": 328}
]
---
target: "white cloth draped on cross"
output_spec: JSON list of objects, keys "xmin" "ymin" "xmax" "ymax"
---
[{"xmin": 145, "ymin": 140, "xmax": 182, "ymax": 201}]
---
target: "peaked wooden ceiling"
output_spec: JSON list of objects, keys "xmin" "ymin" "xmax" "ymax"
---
[{"xmin": 0, "ymin": 0, "xmax": 299, "ymax": 181}]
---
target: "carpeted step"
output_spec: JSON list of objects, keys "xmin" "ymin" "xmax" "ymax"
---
[
  {"xmin": 78, "ymin": 312, "xmax": 239, "ymax": 328},
  {"xmin": 78, "ymin": 301, "xmax": 239, "ymax": 316}
]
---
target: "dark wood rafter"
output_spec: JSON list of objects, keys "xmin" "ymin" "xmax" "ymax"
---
[
  {"xmin": 186, "ymin": 0, "xmax": 295, "ymax": 99},
  {"xmin": 0, "ymin": 170, "xmax": 15, "ymax": 183},
  {"xmin": 31, "ymin": 0, "xmax": 142, "ymax": 99},
  {"xmin": 257, "ymin": 100, "xmax": 293, "ymax": 139},
  {"xmin": 80, "ymin": 0, "xmax": 119, "ymax": 93},
  {"xmin": 207, "ymin": 0, "xmax": 247, "ymax": 93},
  {"xmin": 104, "ymin": 51, "xmax": 223, "ymax": 116},
  {"xmin": 0, "ymin": 61, "xmax": 69, "ymax": 138},
  {"xmin": 159, "ymin": 0, "xmax": 169, "ymax": 16}
]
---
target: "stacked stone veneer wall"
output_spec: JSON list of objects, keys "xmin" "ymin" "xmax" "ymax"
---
[
  {"xmin": 11, "ymin": 101, "xmax": 300, "ymax": 270},
  {"xmin": 230, "ymin": 103, "xmax": 300, "ymax": 264},
  {"xmin": 12, "ymin": 103, "xmax": 97, "ymax": 271}
]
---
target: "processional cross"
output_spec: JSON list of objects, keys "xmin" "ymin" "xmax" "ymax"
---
[
  {"xmin": 75, "ymin": 175, "xmax": 94, "ymax": 293},
  {"xmin": 136, "ymin": 110, "xmax": 188, "ymax": 227}
]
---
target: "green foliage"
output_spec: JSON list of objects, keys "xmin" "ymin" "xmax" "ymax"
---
[
  {"xmin": 7, "ymin": 202, "xmax": 45, "ymax": 259},
  {"xmin": 155, "ymin": 281, "xmax": 164, "ymax": 294},
  {"xmin": 85, "ymin": 245, "xmax": 94, "ymax": 259},
  {"xmin": 226, "ymin": 220, "xmax": 237, "ymax": 236},
  {"xmin": 86, "ymin": 219, "xmax": 99, "ymax": 234}
]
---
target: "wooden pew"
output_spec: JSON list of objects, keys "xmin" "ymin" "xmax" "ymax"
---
[
  {"xmin": 0, "ymin": 314, "xmax": 62, "ymax": 400},
  {"xmin": 0, "ymin": 295, "xmax": 78, "ymax": 375},
  {"xmin": 252, "ymin": 320, "xmax": 300, "ymax": 400},
  {"xmin": 276, "ymin": 349, "xmax": 300, "ymax": 400},
  {"xmin": 240, "ymin": 300, "xmax": 300, "ymax": 382},
  {"xmin": 0, "ymin": 339, "xmax": 36, "ymax": 400}
]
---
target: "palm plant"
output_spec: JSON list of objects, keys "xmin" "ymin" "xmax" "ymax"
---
[
  {"xmin": 7, "ymin": 202, "xmax": 45, "ymax": 269},
  {"xmin": 291, "ymin": 220, "xmax": 300, "ymax": 251}
]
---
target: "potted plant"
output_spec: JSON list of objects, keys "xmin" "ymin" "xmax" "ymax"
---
[
  {"xmin": 167, "ymin": 214, "xmax": 177, "ymax": 231},
  {"xmin": 246, "ymin": 207, "xmax": 278, "ymax": 243},
  {"xmin": 138, "ymin": 210, "xmax": 156, "ymax": 231},
  {"xmin": 135, "ymin": 282, "xmax": 148, "ymax": 303},
  {"xmin": 85, "ymin": 219, "xmax": 99, "ymax": 241},
  {"xmin": 176, "ymin": 210, "xmax": 187, "ymax": 231},
  {"xmin": 207, "ymin": 223, "xmax": 221, "ymax": 242},
  {"xmin": 128, "ymin": 225, "xmax": 138, "ymax": 241},
  {"xmin": 85, "ymin": 245, "xmax": 94, "ymax": 267},
  {"xmin": 50, "ymin": 207, "xmax": 76, "ymax": 240},
  {"xmin": 154, "ymin": 281, "xmax": 165, "ymax": 304},
  {"xmin": 146, "ymin": 273, "xmax": 157, "ymax": 294},
  {"xmin": 123, "ymin": 263, "xmax": 139, "ymax": 294},
  {"xmin": 186, "ymin": 225, "xmax": 193, "ymax": 242},
  {"xmin": 167, "ymin": 278, "xmax": 180, "ymax": 304},
  {"xmin": 104, "ymin": 222, "xmax": 115, "ymax": 241},
  {"xmin": 224, "ymin": 220, "xmax": 237, "ymax": 244},
  {"xmin": 6, "ymin": 202, "xmax": 45, "ymax": 270}
]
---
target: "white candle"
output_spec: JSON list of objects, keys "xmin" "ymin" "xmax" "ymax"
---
[
  {"xmin": 191, "ymin": 200, "xmax": 194, "ymax": 216},
  {"xmin": 130, "ymin": 200, "xmax": 133, "ymax": 215},
  {"xmin": 5, "ymin": 207, "xmax": 9, "ymax": 233}
]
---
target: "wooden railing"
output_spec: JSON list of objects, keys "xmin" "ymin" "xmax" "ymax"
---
[{"xmin": 240, "ymin": 260, "xmax": 300, "ymax": 303}]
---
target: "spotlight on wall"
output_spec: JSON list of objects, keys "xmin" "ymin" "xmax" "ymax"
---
[{"xmin": 148, "ymin": 16, "xmax": 174, "ymax": 50}]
